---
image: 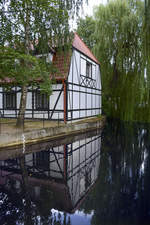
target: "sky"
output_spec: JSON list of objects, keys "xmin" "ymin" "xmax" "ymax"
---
[
  {"xmin": 70, "ymin": 0, "xmax": 107, "ymax": 29},
  {"xmin": 81, "ymin": 0, "xmax": 108, "ymax": 17}
]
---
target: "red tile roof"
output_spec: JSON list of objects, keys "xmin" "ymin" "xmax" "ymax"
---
[
  {"xmin": 52, "ymin": 50, "xmax": 71, "ymax": 79},
  {"xmin": 52, "ymin": 33, "xmax": 100, "ymax": 79},
  {"xmin": 72, "ymin": 33, "xmax": 100, "ymax": 64},
  {"xmin": 0, "ymin": 33, "xmax": 99, "ymax": 83}
]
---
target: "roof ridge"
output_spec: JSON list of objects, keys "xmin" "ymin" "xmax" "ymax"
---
[{"xmin": 73, "ymin": 33, "xmax": 100, "ymax": 64}]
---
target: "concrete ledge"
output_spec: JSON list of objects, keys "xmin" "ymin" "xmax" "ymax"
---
[{"xmin": 0, "ymin": 116, "xmax": 106, "ymax": 149}]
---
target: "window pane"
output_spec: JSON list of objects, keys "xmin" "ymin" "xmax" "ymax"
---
[
  {"xmin": 3, "ymin": 91, "xmax": 16, "ymax": 109},
  {"xmin": 86, "ymin": 62, "xmax": 92, "ymax": 78},
  {"xmin": 36, "ymin": 151, "xmax": 49, "ymax": 170},
  {"xmin": 35, "ymin": 91, "xmax": 48, "ymax": 110}
]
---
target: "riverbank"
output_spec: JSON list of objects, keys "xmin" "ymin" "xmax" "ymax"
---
[{"xmin": 0, "ymin": 116, "xmax": 106, "ymax": 150}]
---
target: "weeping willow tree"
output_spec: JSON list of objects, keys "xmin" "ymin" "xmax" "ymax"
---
[
  {"xmin": 92, "ymin": 0, "xmax": 150, "ymax": 122},
  {"xmin": 142, "ymin": 0, "xmax": 150, "ymax": 121},
  {"xmin": 76, "ymin": 16, "xmax": 96, "ymax": 49}
]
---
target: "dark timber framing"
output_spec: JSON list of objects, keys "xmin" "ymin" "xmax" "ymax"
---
[
  {"xmin": 0, "ymin": 47, "xmax": 101, "ymax": 122},
  {"xmin": 0, "ymin": 133, "xmax": 101, "ymax": 212},
  {"xmin": 66, "ymin": 48, "xmax": 101, "ymax": 121}
]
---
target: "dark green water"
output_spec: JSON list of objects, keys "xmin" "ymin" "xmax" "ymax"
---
[{"xmin": 0, "ymin": 120, "xmax": 150, "ymax": 225}]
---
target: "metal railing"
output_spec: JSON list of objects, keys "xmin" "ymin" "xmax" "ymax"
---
[{"xmin": 0, "ymin": 111, "xmax": 64, "ymax": 135}]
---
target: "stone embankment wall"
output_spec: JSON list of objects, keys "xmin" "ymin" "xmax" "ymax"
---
[{"xmin": 0, "ymin": 116, "xmax": 105, "ymax": 149}]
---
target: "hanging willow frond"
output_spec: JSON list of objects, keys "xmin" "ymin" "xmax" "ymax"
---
[{"xmin": 91, "ymin": 0, "xmax": 150, "ymax": 122}]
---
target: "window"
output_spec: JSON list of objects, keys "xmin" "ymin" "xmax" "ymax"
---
[
  {"xmin": 3, "ymin": 91, "xmax": 16, "ymax": 109},
  {"xmin": 35, "ymin": 91, "xmax": 49, "ymax": 110},
  {"xmin": 36, "ymin": 151, "xmax": 49, "ymax": 170},
  {"xmin": 86, "ymin": 61, "xmax": 92, "ymax": 78},
  {"xmin": 36, "ymin": 53, "xmax": 53, "ymax": 63}
]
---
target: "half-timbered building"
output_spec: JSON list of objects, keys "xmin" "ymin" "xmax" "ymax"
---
[{"xmin": 0, "ymin": 33, "xmax": 101, "ymax": 122}]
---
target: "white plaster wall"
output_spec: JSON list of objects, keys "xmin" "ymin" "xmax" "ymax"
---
[
  {"xmin": 68, "ymin": 58, "xmax": 73, "ymax": 83},
  {"xmin": 51, "ymin": 112, "xmax": 64, "ymax": 120},
  {"xmin": 3, "ymin": 109, "xmax": 16, "ymax": 117},
  {"xmin": 3, "ymin": 110, "xmax": 15, "ymax": 117},
  {"xmin": 1, "ymin": 84, "xmax": 64, "ymax": 119},
  {"xmin": 68, "ymin": 84, "xmax": 73, "ymax": 120},
  {"xmin": 17, "ymin": 89, "xmax": 21, "ymax": 110},
  {"xmin": 50, "ymin": 84, "xmax": 63, "ymax": 110},
  {"xmin": 80, "ymin": 86, "xmax": 86, "ymax": 109},
  {"xmin": 68, "ymin": 50, "xmax": 81, "ymax": 118},
  {"xmin": 80, "ymin": 57, "xmax": 86, "ymax": 75},
  {"xmin": 72, "ymin": 111, "xmax": 79, "ymax": 120},
  {"xmin": 73, "ymin": 50, "xmax": 80, "ymax": 84},
  {"xmin": 26, "ymin": 92, "xmax": 32, "ymax": 110},
  {"xmin": 29, "ymin": 85, "xmax": 63, "ymax": 119},
  {"xmin": 80, "ymin": 89, "xmax": 86, "ymax": 118},
  {"xmin": 96, "ymin": 65, "xmax": 101, "ymax": 89},
  {"xmin": 31, "ymin": 84, "xmax": 63, "ymax": 119},
  {"xmin": 73, "ymin": 92, "xmax": 79, "ymax": 109},
  {"xmin": 0, "ymin": 50, "xmax": 101, "ymax": 120},
  {"xmin": 49, "ymin": 84, "xmax": 64, "ymax": 120},
  {"xmin": 87, "ymin": 93, "xmax": 92, "ymax": 117},
  {"xmin": 68, "ymin": 49, "xmax": 101, "ymax": 120}
]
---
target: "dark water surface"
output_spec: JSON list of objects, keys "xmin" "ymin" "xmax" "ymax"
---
[{"xmin": 0, "ymin": 120, "xmax": 150, "ymax": 225}]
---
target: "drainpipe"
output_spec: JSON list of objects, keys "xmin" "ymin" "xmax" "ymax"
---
[{"xmin": 63, "ymin": 144, "xmax": 67, "ymax": 183}]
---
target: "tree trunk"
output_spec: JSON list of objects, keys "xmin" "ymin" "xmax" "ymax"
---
[
  {"xmin": 16, "ymin": 3, "xmax": 30, "ymax": 128},
  {"xmin": 16, "ymin": 85, "xmax": 27, "ymax": 128},
  {"xmin": 19, "ymin": 156, "xmax": 33, "ymax": 225}
]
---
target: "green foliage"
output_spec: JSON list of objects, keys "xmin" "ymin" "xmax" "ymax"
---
[
  {"xmin": 0, "ymin": 0, "xmax": 86, "ymax": 126},
  {"xmin": 0, "ymin": 0, "xmax": 85, "ymax": 126},
  {"xmin": 0, "ymin": 0, "xmax": 85, "ymax": 81},
  {"xmin": 0, "ymin": 0, "xmax": 83, "ymax": 49},
  {"xmin": 0, "ymin": 46, "xmax": 52, "ymax": 94},
  {"xmin": 76, "ymin": 16, "xmax": 96, "ymax": 49},
  {"xmin": 77, "ymin": 0, "xmax": 150, "ymax": 122},
  {"xmin": 96, "ymin": 114, "xmax": 102, "ymax": 119},
  {"xmin": 94, "ymin": 0, "xmax": 150, "ymax": 122}
]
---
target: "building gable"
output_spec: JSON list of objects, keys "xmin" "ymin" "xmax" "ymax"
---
[
  {"xmin": 52, "ymin": 33, "xmax": 100, "ymax": 80},
  {"xmin": 72, "ymin": 33, "xmax": 100, "ymax": 65}
]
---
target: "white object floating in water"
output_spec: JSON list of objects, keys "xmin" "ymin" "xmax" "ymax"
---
[{"xmin": 22, "ymin": 133, "xmax": 26, "ymax": 153}]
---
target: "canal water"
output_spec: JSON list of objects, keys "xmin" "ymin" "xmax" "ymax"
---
[{"xmin": 0, "ymin": 120, "xmax": 150, "ymax": 225}]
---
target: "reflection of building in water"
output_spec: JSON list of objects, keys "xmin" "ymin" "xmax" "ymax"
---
[{"xmin": 0, "ymin": 134, "xmax": 101, "ymax": 212}]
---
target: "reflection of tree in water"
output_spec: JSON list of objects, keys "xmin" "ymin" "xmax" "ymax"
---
[
  {"xmin": 81, "ymin": 120, "xmax": 150, "ymax": 225},
  {"xmin": 0, "ymin": 156, "xmax": 71, "ymax": 225}
]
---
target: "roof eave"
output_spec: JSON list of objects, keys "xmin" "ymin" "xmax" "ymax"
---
[{"xmin": 72, "ymin": 46, "xmax": 100, "ymax": 65}]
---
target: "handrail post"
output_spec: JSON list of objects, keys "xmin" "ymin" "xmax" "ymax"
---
[
  {"xmin": 43, "ymin": 113, "xmax": 45, "ymax": 128},
  {"xmin": 58, "ymin": 112, "xmax": 59, "ymax": 126},
  {"xmin": 23, "ymin": 113, "xmax": 24, "ymax": 132}
]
